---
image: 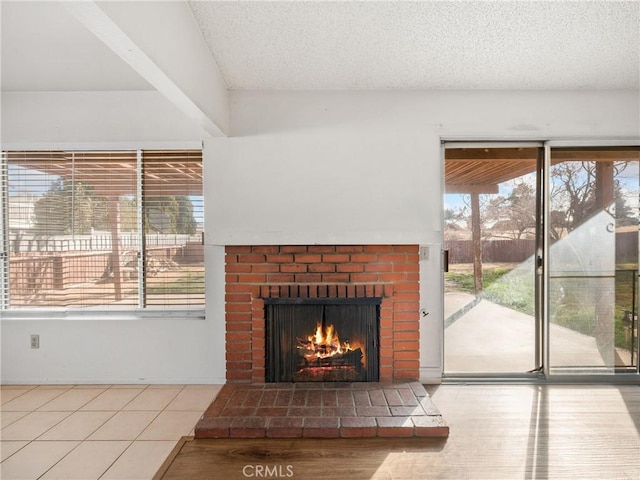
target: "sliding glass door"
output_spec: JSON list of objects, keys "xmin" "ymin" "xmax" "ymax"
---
[
  {"xmin": 443, "ymin": 144, "xmax": 543, "ymax": 375},
  {"xmin": 547, "ymin": 147, "xmax": 640, "ymax": 374},
  {"xmin": 444, "ymin": 142, "xmax": 640, "ymax": 379}
]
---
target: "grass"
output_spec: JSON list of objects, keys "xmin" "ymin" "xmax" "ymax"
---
[
  {"xmin": 146, "ymin": 270, "xmax": 205, "ymax": 295},
  {"xmin": 446, "ymin": 263, "xmax": 638, "ymax": 351},
  {"xmin": 445, "ymin": 266, "xmax": 512, "ymax": 294},
  {"xmin": 554, "ymin": 265, "xmax": 638, "ymax": 349},
  {"xmin": 614, "ymin": 268, "xmax": 636, "ymax": 351}
]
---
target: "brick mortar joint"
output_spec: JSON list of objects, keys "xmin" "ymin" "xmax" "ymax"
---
[{"xmin": 248, "ymin": 284, "xmax": 404, "ymax": 299}]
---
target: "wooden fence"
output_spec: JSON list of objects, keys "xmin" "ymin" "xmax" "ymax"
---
[{"xmin": 446, "ymin": 231, "xmax": 638, "ymax": 264}]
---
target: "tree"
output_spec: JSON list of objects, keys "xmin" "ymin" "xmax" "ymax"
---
[
  {"xmin": 175, "ymin": 196, "xmax": 197, "ymax": 234},
  {"xmin": 614, "ymin": 183, "xmax": 636, "ymax": 227},
  {"xmin": 145, "ymin": 195, "xmax": 198, "ymax": 234},
  {"xmin": 444, "ymin": 206, "xmax": 468, "ymax": 230},
  {"xmin": 448, "ymin": 161, "xmax": 636, "ymax": 242},
  {"xmin": 33, "ymin": 182, "xmax": 198, "ymax": 236},
  {"xmin": 549, "ymin": 162, "xmax": 596, "ymax": 236},
  {"xmin": 33, "ymin": 179, "xmax": 107, "ymax": 234},
  {"xmin": 549, "ymin": 160, "xmax": 635, "ymax": 237},
  {"xmin": 483, "ymin": 182, "xmax": 537, "ymax": 240},
  {"xmin": 118, "ymin": 197, "xmax": 138, "ymax": 232}
]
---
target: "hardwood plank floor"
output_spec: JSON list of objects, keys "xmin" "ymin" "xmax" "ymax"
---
[{"xmin": 155, "ymin": 384, "xmax": 640, "ymax": 480}]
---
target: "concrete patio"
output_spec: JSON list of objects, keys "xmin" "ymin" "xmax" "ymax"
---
[{"xmin": 444, "ymin": 293, "xmax": 612, "ymax": 374}]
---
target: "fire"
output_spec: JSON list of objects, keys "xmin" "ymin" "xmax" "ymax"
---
[{"xmin": 297, "ymin": 322, "xmax": 364, "ymax": 363}]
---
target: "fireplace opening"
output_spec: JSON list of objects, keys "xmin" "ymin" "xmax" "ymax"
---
[{"xmin": 265, "ymin": 298, "xmax": 380, "ymax": 382}]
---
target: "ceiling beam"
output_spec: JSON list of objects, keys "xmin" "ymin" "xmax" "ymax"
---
[{"xmin": 64, "ymin": 1, "xmax": 228, "ymax": 138}]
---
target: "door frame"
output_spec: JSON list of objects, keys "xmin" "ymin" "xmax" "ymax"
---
[
  {"xmin": 442, "ymin": 140, "xmax": 544, "ymax": 380},
  {"xmin": 543, "ymin": 139, "xmax": 640, "ymax": 382},
  {"xmin": 442, "ymin": 139, "xmax": 640, "ymax": 383}
]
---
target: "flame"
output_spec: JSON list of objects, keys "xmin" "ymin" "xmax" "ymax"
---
[{"xmin": 297, "ymin": 322, "xmax": 364, "ymax": 364}]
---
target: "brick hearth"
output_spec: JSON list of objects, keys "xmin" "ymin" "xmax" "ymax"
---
[
  {"xmin": 197, "ymin": 245, "xmax": 448, "ymax": 440},
  {"xmin": 224, "ymin": 245, "xmax": 421, "ymax": 383},
  {"xmin": 195, "ymin": 381, "xmax": 449, "ymax": 439}
]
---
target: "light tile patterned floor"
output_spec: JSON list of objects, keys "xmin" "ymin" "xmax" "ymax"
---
[{"xmin": 0, "ymin": 384, "xmax": 222, "ymax": 480}]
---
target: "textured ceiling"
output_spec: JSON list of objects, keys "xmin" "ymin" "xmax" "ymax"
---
[
  {"xmin": 1, "ymin": 1, "xmax": 638, "ymax": 93},
  {"xmin": 189, "ymin": 0, "xmax": 640, "ymax": 90}
]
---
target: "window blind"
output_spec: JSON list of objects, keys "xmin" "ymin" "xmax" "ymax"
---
[
  {"xmin": 2, "ymin": 149, "xmax": 204, "ymax": 311},
  {"xmin": 142, "ymin": 150, "xmax": 204, "ymax": 307}
]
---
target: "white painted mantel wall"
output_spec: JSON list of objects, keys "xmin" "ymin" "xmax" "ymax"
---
[{"xmin": 1, "ymin": 89, "xmax": 638, "ymax": 384}]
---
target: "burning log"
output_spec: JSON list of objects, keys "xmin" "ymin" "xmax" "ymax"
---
[
  {"xmin": 294, "ymin": 321, "xmax": 366, "ymax": 381},
  {"xmin": 300, "ymin": 347, "xmax": 363, "ymax": 369},
  {"xmin": 296, "ymin": 321, "xmax": 365, "ymax": 364}
]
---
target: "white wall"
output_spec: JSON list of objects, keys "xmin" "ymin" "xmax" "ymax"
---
[
  {"xmin": 209, "ymin": 90, "xmax": 639, "ymax": 246},
  {"xmin": 2, "ymin": 88, "xmax": 638, "ymax": 384},
  {"xmin": 1, "ymin": 91, "xmax": 207, "ymax": 147},
  {"xmin": 206, "ymin": 89, "xmax": 639, "ymax": 382}
]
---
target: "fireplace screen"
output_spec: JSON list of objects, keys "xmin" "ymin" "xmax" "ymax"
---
[{"xmin": 265, "ymin": 300, "xmax": 380, "ymax": 382}]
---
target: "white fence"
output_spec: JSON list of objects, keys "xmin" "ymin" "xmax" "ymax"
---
[{"xmin": 9, "ymin": 231, "xmax": 199, "ymax": 253}]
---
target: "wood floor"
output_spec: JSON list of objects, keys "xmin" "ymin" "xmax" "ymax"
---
[{"xmin": 155, "ymin": 384, "xmax": 640, "ymax": 480}]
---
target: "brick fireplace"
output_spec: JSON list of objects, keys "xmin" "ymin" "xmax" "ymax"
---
[{"xmin": 224, "ymin": 245, "xmax": 420, "ymax": 383}]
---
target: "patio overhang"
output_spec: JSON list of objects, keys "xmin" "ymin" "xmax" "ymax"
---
[
  {"xmin": 445, "ymin": 147, "xmax": 640, "ymax": 194},
  {"xmin": 4, "ymin": 150, "xmax": 201, "ymax": 197}
]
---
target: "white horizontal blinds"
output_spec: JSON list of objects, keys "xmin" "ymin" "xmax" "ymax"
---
[
  {"xmin": 7, "ymin": 151, "xmax": 68, "ymax": 307},
  {"xmin": 1, "ymin": 152, "xmax": 9, "ymax": 309},
  {"xmin": 5, "ymin": 151, "xmax": 138, "ymax": 308},
  {"xmin": 142, "ymin": 150, "xmax": 204, "ymax": 307},
  {"xmin": 71, "ymin": 151, "xmax": 139, "ymax": 308},
  {"xmin": 4, "ymin": 149, "xmax": 203, "ymax": 311}
]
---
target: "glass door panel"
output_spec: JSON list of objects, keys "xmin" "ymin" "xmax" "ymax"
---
[
  {"xmin": 444, "ymin": 146, "xmax": 541, "ymax": 374},
  {"xmin": 548, "ymin": 147, "xmax": 640, "ymax": 374}
]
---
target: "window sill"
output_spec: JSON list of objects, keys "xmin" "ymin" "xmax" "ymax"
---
[{"xmin": 0, "ymin": 308, "xmax": 206, "ymax": 321}]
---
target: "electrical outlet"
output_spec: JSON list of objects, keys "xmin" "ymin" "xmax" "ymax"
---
[{"xmin": 30, "ymin": 334, "xmax": 40, "ymax": 349}]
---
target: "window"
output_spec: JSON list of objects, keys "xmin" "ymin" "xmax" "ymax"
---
[{"xmin": 1, "ymin": 150, "xmax": 204, "ymax": 314}]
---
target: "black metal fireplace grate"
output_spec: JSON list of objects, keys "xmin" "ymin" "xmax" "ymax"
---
[{"xmin": 265, "ymin": 298, "xmax": 380, "ymax": 382}]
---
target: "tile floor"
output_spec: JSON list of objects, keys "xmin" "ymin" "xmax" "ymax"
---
[{"xmin": 0, "ymin": 384, "xmax": 223, "ymax": 480}]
